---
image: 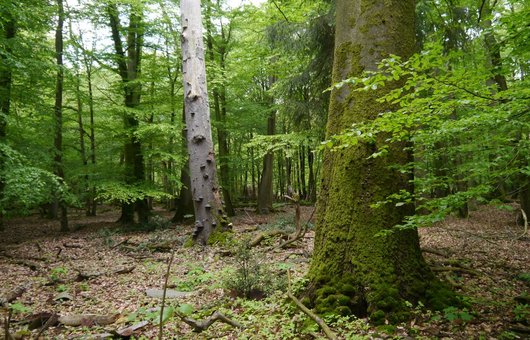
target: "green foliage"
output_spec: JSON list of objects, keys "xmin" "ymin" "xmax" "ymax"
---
[
  {"xmin": 513, "ymin": 303, "xmax": 529, "ymax": 322},
  {"xmin": 0, "ymin": 144, "xmax": 75, "ymax": 216},
  {"xmin": 172, "ymin": 265, "xmax": 213, "ymax": 292},
  {"xmin": 96, "ymin": 181, "xmax": 173, "ymax": 205},
  {"xmin": 8, "ymin": 302, "xmax": 31, "ymax": 315},
  {"xmin": 437, "ymin": 306, "xmax": 474, "ymax": 324},
  {"xmin": 49, "ymin": 266, "xmax": 68, "ymax": 282},
  {"xmin": 324, "ymin": 36, "xmax": 530, "ymax": 229}
]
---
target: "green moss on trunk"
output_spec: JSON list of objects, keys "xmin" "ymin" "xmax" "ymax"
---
[{"xmin": 308, "ymin": 0, "xmax": 457, "ymax": 323}]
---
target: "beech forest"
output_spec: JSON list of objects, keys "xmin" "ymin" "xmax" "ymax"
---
[{"xmin": 0, "ymin": 0, "xmax": 529, "ymax": 338}]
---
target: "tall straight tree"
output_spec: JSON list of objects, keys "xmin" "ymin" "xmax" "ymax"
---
[
  {"xmin": 0, "ymin": 0, "xmax": 16, "ymax": 230},
  {"xmin": 308, "ymin": 0, "xmax": 452, "ymax": 322},
  {"xmin": 205, "ymin": 0, "xmax": 235, "ymax": 217},
  {"xmin": 181, "ymin": 0, "xmax": 227, "ymax": 244},
  {"xmin": 53, "ymin": 0, "xmax": 68, "ymax": 231},
  {"xmin": 107, "ymin": 2, "xmax": 149, "ymax": 224}
]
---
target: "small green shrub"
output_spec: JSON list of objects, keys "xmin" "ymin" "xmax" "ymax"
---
[{"xmin": 223, "ymin": 242, "xmax": 286, "ymax": 299}]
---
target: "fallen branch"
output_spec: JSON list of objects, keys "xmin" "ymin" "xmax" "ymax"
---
[
  {"xmin": 180, "ymin": 311, "xmax": 244, "ymax": 332},
  {"xmin": 110, "ymin": 238, "xmax": 130, "ymax": 249},
  {"xmin": 75, "ymin": 265, "xmax": 136, "ymax": 281},
  {"xmin": 275, "ymin": 202, "xmax": 316, "ymax": 250},
  {"xmin": 422, "ymin": 247, "xmax": 451, "ymax": 257},
  {"xmin": 431, "ymin": 265, "xmax": 480, "ymax": 276},
  {"xmin": 250, "ymin": 230, "xmax": 289, "ymax": 247},
  {"xmin": 159, "ymin": 250, "xmax": 175, "ymax": 340},
  {"xmin": 286, "ymin": 270, "xmax": 337, "ymax": 340}
]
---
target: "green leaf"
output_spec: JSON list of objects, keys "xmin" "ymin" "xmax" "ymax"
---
[{"xmin": 178, "ymin": 303, "xmax": 194, "ymax": 316}]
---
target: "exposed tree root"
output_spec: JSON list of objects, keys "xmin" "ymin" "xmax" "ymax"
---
[{"xmin": 286, "ymin": 270, "xmax": 337, "ymax": 340}]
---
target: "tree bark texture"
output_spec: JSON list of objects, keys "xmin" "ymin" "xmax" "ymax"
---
[
  {"xmin": 0, "ymin": 2, "xmax": 16, "ymax": 230},
  {"xmin": 308, "ymin": 0, "xmax": 453, "ymax": 323},
  {"xmin": 54, "ymin": 0, "xmax": 68, "ymax": 232},
  {"xmin": 181, "ymin": 0, "xmax": 227, "ymax": 245}
]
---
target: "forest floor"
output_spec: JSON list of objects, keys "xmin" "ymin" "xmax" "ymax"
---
[{"xmin": 0, "ymin": 204, "xmax": 529, "ymax": 339}]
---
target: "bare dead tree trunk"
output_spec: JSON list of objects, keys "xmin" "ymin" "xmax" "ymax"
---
[{"xmin": 181, "ymin": 0, "xmax": 228, "ymax": 245}]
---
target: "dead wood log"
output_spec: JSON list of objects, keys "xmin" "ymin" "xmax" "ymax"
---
[
  {"xmin": 34, "ymin": 313, "xmax": 59, "ymax": 339},
  {"xmin": 63, "ymin": 242, "xmax": 83, "ymax": 249},
  {"xmin": 180, "ymin": 311, "xmax": 244, "ymax": 332},
  {"xmin": 115, "ymin": 320, "xmax": 149, "ymax": 337},
  {"xmin": 0, "ymin": 285, "xmax": 28, "ymax": 307},
  {"xmin": 58, "ymin": 313, "xmax": 119, "ymax": 327},
  {"xmin": 114, "ymin": 266, "xmax": 136, "ymax": 275}
]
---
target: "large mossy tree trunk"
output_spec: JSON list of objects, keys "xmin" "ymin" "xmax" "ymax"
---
[
  {"xmin": 181, "ymin": 0, "xmax": 227, "ymax": 245},
  {"xmin": 308, "ymin": 0, "xmax": 453, "ymax": 324},
  {"xmin": 0, "ymin": 2, "xmax": 16, "ymax": 231}
]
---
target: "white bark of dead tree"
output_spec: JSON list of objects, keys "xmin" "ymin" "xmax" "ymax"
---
[{"xmin": 180, "ymin": 0, "xmax": 226, "ymax": 245}]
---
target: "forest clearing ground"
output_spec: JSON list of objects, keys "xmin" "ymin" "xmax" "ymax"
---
[{"xmin": 0, "ymin": 204, "xmax": 529, "ymax": 339}]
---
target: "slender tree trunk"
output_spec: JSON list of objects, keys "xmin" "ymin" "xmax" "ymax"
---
[
  {"xmin": 172, "ymin": 108, "xmax": 194, "ymax": 223},
  {"xmin": 205, "ymin": 1, "xmax": 235, "ymax": 216},
  {"xmin": 0, "ymin": 4, "xmax": 16, "ymax": 230},
  {"xmin": 54, "ymin": 0, "xmax": 68, "ymax": 232},
  {"xmin": 181, "ymin": 0, "xmax": 228, "ymax": 244},
  {"xmin": 108, "ymin": 4, "xmax": 148, "ymax": 225},
  {"xmin": 307, "ymin": 146, "xmax": 316, "ymax": 202},
  {"xmin": 299, "ymin": 145, "xmax": 306, "ymax": 199},
  {"xmin": 308, "ymin": 0, "xmax": 453, "ymax": 323},
  {"xmin": 74, "ymin": 70, "xmax": 91, "ymax": 215},
  {"xmin": 85, "ymin": 53, "xmax": 97, "ymax": 216},
  {"xmin": 257, "ymin": 111, "xmax": 275, "ymax": 214}
]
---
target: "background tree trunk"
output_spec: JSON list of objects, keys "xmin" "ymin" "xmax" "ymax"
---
[
  {"xmin": 308, "ymin": 0, "xmax": 453, "ymax": 323},
  {"xmin": 181, "ymin": 0, "xmax": 227, "ymax": 245},
  {"xmin": 0, "ymin": 3, "xmax": 16, "ymax": 230},
  {"xmin": 205, "ymin": 1, "xmax": 235, "ymax": 216},
  {"xmin": 54, "ymin": 0, "xmax": 68, "ymax": 232},
  {"xmin": 107, "ymin": 3, "xmax": 148, "ymax": 225},
  {"xmin": 257, "ymin": 111, "xmax": 275, "ymax": 214}
]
